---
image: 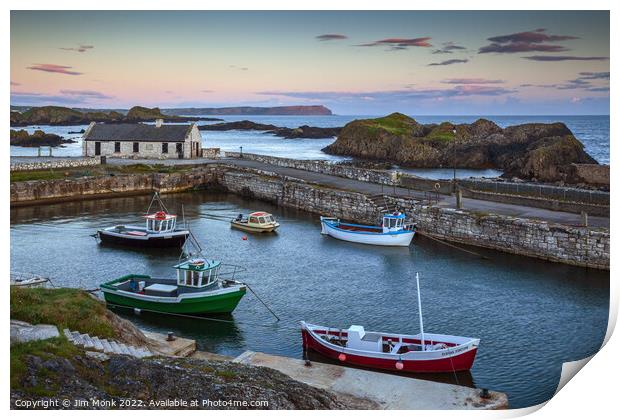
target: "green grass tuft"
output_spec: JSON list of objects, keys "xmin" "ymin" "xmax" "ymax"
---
[
  {"xmin": 10, "ymin": 336, "xmax": 79, "ymax": 391},
  {"xmin": 11, "ymin": 287, "xmax": 117, "ymax": 339}
]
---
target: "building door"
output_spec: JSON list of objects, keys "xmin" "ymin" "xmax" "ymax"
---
[
  {"xmin": 95, "ymin": 142, "xmax": 101, "ymax": 156},
  {"xmin": 176, "ymin": 142, "xmax": 183, "ymax": 159}
]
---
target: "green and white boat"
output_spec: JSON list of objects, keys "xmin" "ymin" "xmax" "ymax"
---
[{"xmin": 100, "ymin": 258, "xmax": 247, "ymax": 315}]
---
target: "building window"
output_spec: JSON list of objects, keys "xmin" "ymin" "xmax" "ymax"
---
[
  {"xmin": 133, "ymin": 142, "xmax": 139, "ymax": 153},
  {"xmin": 114, "ymin": 142, "xmax": 121, "ymax": 153},
  {"xmin": 162, "ymin": 143, "xmax": 168, "ymax": 154}
]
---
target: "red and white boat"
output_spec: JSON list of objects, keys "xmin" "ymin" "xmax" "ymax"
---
[{"xmin": 301, "ymin": 274, "xmax": 479, "ymax": 373}]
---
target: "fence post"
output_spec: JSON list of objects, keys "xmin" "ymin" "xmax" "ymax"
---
[{"xmin": 581, "ymin": 211, "xmax": 588, "ymax": 227}]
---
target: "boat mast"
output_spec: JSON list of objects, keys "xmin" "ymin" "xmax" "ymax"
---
[{"xmin": 416, "ymin": 272, "xmax": 426, "ymax": 351}]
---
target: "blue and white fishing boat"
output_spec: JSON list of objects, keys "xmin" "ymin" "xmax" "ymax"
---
[{"xmin": 320, "ymin": 212, "xmax": 416, "ymax": 247}]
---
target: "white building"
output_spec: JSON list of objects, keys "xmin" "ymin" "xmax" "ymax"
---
[{"xmin": 82, "ymin": 119, "xmax": 202, "ymax": 159}]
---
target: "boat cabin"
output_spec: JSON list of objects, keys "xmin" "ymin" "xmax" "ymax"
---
[
  {"xmin": 174, "ymin": 258, "xmax": 221, "ymax": 288},
  {"xmin": 144, "ymin": 211, "xmax": 178, "ymax": 233},
  {"xmin": 382, "ymin": 212, "xmax": 407, "ymax": 233},
  {"xmin": 247, "ymin": 212, "xmax": 276, "ymax": 225},
  {"xmin": 346, "ymin": 325, "xmax": 383, "ymax": 352}
]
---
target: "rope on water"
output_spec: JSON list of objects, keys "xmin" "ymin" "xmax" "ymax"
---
[
  {"xmin": 416, "ymin": 231, "xmax": 489, "ymax": 260},
  {"xmin": 104, "ymin": 302, "xmax": 297, "ymax": 331}
]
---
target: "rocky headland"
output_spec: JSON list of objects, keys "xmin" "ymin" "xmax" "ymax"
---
[
  {"xmin": 323, "ymin": 113, "xmax": 599, "ymax": 183},
  {"xmin": 198, "ymin": 120, "xmax": 341, "ymax": 139},
  {"xmin": 164, "ymin": 105, "xmax": 332, "ymax": 116},
  {"xmin": 10, "ymin": 106, "xmax": 217, "ymax": 127},
  {"xmin": 10, "ymin": 129, "xmax": 76, "ymax": 147}
]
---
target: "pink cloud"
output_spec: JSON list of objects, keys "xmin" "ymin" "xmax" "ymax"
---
[{"xmin": 26, "ymin": 63, "xmax": 83, "ymax": 75}]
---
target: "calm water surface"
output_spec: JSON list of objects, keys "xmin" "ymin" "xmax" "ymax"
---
[{"xmin": 10, "ymin": 191, "xmax": 608, "ymax": 408}]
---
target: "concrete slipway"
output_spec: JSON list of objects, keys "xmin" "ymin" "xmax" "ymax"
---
[{"xmin": 233, "ymin": 350, "xmax": 508, "ymax": 410}]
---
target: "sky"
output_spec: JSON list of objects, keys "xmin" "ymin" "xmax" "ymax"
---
[{"xmin": 10, "ymin": 11, "xmax": 610, "ymax": 115}]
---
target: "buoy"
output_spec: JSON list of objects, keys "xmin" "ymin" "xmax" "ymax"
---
[
  {"xmin": 338, "ymin": 353, "xmax": 346, "ymax": 362},
  {"xmin": 395, "ymin": 360, "xmax": 404, "ymax": 370},
  {"xmin": 242, "ymin": 236, "xmax": 248, "ymax": 241}
]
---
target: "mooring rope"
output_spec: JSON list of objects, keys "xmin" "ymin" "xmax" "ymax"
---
[{"xmin": 104, "ymin": 302, "xmax": 299, "ymax": 331}]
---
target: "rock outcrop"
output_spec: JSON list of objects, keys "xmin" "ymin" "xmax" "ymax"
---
[
  {"xmin": 10, "ymin": 106, "xmax": 203, "ymax": 127},
  {"xmin": 198, "ymin": 120, "xmax": 341, "ymax": 139},
  {"xmin": 323, "ymin": 113, "xmax": 598, "ymax": 182},
  {"xmin": 11, "ymin": 351, "xmax": 348, "ymax": 409},
  {"xmin": 10, "ymin": 129, "xmax": 76, "ymax": 147}
]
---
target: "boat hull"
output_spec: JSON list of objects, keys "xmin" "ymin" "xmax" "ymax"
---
[
  {"xmin": 102, "ymin": 288, "xmax": 246, "ymax": 314},
  {"xmin": 301, "ymin": 325, "xmax": 478, "ymax": 373},
  {"xmin": 230, "ymin": 221, "xmax": 279, "ymax": 233},
  {"xmin": 98, "ymin": 230, "xmax": 188, "ymax": 248},
  {"xmin": 320, "ymin": 218, "xmax": 414, "ymax": 247}
]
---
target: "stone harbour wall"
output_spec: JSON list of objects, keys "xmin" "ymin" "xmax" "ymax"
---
[
  {"xmin": 10, "ymin": 164, "xmax": 609, "ymax": 269},
  {"xmin": 224, "ymin": 151, "xmax": 399, "ymax": 185},
  {"xmin": 10, "ymin": 166, "xmax": 222, "ymax": 205},
  {"xmin": 224, "ymin": 153, "xmax": 610, "ymax": 211},
  {"xmin": 388, "ymin": 197, "xmax": 609, "ymax": 270},
  {"xmin": 10, "ymin": 157, "xmax": 103, "ymax": 172},
  {"xmin": 214, "ymin": 168, "xmax": 609, "ymax": 269}
]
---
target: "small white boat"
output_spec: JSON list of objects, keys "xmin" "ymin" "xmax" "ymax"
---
[
  {"xmin": 320, "ymin": 212, "xmax": 415, "ymax": 246},
  {"xmin": 96, "ymin": 193, "xmax": 189, "ymax": 248},
  {"xmin": 10, "ymin": 272, "xmax": 50, "ymax": 288},
  {"xmin": 301, "ymin": 274, "xmax": 480, "ymax": 373},
  {"xmin": 231, "ymin": 212, "xmax": 280, "ymax": 233}
]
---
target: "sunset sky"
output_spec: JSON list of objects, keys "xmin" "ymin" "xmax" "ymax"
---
[{"xmin": 10, "ymin": 10, "xmax": 610, "ymax": 115}]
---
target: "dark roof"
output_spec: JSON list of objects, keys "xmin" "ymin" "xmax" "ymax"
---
[{"xmin": 84, "ymin": 123, "xmax": 193, "ymax": 142}]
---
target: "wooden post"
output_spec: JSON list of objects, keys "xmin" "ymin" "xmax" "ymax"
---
[
  {"xmin": 581, "ymin": 211, "xmax": 588, "ymax": 227},
  {"xmin": 456, "ymin": 188, "xmax": 463, "ymax": 209}
]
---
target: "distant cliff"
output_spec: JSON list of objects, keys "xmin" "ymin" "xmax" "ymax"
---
[
  {"xmin": 163, "ymin": 105, "xmax": 333, "ymax": 116},
  {"xmin": 198, "ymin": 120, "xmax": 341, "ymax": 139},
  {"xmin": 10, "ymin": 106, "xmax": 205, "ymax": 127},
  {"xmin": 323, "ymin": 113, "xmax": 598, "ymax": 183}
]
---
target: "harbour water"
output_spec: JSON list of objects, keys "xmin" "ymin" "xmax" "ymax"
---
[
  {"xmin": 9, "ymin": 191, "xmax": 609, "ymax": 408},
  {"xmin": 10, "ymin": 115, "xmax": 610, "ymax": 179}
]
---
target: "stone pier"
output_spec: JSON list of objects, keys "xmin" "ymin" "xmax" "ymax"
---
[{"xmin": 9, "ymin": 163, "xmax": 609, "ymax": 270}]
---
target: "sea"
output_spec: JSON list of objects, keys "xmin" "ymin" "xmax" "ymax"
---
[{"xmin": 10, "ymin": 115, "xmax": 609, "ymax": 179}]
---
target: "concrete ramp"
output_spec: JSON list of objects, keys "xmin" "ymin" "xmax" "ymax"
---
[{"xmin": 234, "ymin": 351, "xmax": 508, "ymax": 410}]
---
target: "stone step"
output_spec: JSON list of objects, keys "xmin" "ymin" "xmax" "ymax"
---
[
  {"xmin": 63, "ymin": 328, "xmax": 153, "ymax": 358},
  {"xmin": 109, "ymin": 341, "xmax": 123, "ymax": 354},
  {"xmin": 82, "ymin": 335, "xmax": 96, "ymax": 349},
  {"xmin": 90, "ymin": 337, "xmax": 105, "ymax": 351},
  {"xmin": 100, "ymin": 339, "xmax": 113, "ymax": 353},
  {"xmin": 118, "ymin": 343, "xmax": 131, "ymax": 355}
]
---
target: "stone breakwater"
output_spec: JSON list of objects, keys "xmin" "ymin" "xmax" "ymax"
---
[
  {"xmin": 224, "ymin": 152, "xmax": 399, "ymax": 185},
  {"xmin": 224, "ymin": 152, "xmax": 609, "ymax": 214},
  {"xmin": 10, "ymin": 157, "xmax": 103, "ymax": 172},
  {"xmin": 10, "ymin": 165, "xmax": 609, "ymax": 269}
]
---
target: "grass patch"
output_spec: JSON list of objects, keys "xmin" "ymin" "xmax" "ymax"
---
[
  {"xmin": 425, "ymin": 123, "xmax": 456, "ymax": 142},
  {"xmin": 10, "ymin": 163, "xmax": 197, "ymax": 184},
  {"xmin": 10, "ymin": 336, "xmax": 79, "ymax": 392},
  {"xmin": 363, "ymin": 113, "xmax": 416, "ymax": 136},
  {"xmin": 10, "ymin": 170, "xmax": 68, "ymax": 183},
  {"xmin": 216, "ymin": 369, "xmax": 236, "ymax": 380},
  {"xmin": 11, "ymin": 287, "xmax": 117, "ymax": 339}
]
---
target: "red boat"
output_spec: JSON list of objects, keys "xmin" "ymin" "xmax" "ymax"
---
[{"xmin": 300, "ymin": 274, "xmax": 480, "ymax": 373}]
